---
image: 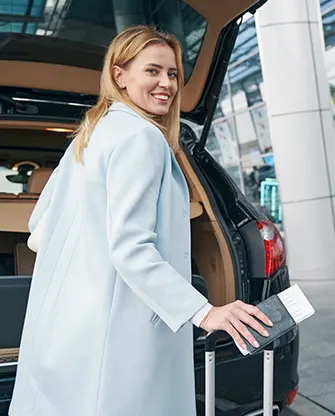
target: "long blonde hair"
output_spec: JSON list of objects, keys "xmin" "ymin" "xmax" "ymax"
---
[{"xmin": 73, "ymin": 25, "xmax": 184, "ymax": 163}]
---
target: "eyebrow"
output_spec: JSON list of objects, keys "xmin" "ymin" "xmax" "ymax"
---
[{"xmin": 146, "ymin": 63, "xmax": 177, "ymax": 71}]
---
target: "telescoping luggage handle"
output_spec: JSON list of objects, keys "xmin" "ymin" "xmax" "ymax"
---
[
  {"xmin": 205, "ymin": 331, "xmax": 230, "ymax": 416},
  {"xmin": 205, "ymin": 331, "xmax": 274, "ymax": 416}
]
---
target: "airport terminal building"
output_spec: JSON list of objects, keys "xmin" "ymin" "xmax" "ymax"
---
[{"xmin": 196, "ymin": 0, "xmax": 335, "ymax": 280}]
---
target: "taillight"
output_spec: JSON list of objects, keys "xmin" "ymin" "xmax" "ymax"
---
[
  {"xmin": 256, "ymin": 220, "xmax": 286, "ymax": 277},
  {"xmin": 286, "ymin": 387, "xmax": 298, "ymax": 406}
]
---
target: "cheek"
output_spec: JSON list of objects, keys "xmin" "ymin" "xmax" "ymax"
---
[
  {"xmin": 129, "ymin": 79, "xmax": 156, "ymax": 98},
  {"xmin": 124, "ymin": 74, "xmax": 143, "ymax": 93},
  {"xmin": 144, "ymin": 79, "xmax": 160, "ymax": 94},
  {"xmin": 171, "ymin": 82, "xmax": 178, "ymax": 98}
]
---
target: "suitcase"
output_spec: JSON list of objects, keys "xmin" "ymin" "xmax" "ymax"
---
[{"xmin": 205, "ymin": 331, "xmax": 274, "ymax": 416}]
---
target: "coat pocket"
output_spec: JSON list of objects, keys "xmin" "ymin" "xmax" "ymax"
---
[{"xmin": 150, "ymin": 313, "xmax": 161, "ymax": 326}]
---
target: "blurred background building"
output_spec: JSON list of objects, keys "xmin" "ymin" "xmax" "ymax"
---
[{"xmin": 199, "ymin": 0, "xmax": 335, "ymax": 235}]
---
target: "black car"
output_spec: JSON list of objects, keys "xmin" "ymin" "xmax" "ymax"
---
[{"xmin": 0, "ymin": 0, "xmax": 299, "ymax": 414}]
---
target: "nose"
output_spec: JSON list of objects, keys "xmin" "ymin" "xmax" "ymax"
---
[{"xmin": 158, "ymin": 72, "xmax": 172, "ymax": 89}]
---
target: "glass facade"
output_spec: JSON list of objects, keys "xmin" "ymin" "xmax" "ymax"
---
[{"xmin": 203, "ymin": 0, "xmax": 335, "ymax": 231}]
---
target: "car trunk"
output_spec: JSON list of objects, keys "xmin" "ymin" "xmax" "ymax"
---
[{"xmin": 0, "ymin": 0, "xmax": 268, "ymax": 362}]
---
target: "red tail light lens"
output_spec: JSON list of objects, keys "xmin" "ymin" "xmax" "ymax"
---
[
  {"xmin": 256, "ymin": 220, "xmax": 286, "ymax": 278},
  {"xmin": 286, "ymin": 387, "xmax": 298, "ymax": 406}
]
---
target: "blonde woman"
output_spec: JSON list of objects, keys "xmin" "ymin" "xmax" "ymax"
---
[{"xmin": 10, "ymin": 26, "xmax": 271, "ymax": 416}]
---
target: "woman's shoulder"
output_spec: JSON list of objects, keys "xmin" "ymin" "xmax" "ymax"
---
[
  {"xmin": 105, "ymin": 104, "xmax": 168, "ymax": 150},
  {"xmin": 114, "ymin": 122, "xmax": 169, "ymax": 159}
]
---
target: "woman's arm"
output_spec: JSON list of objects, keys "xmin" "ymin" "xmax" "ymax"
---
[{"xmin": 106, "ymin": 124, "xmax": 208, "ymax": 333}]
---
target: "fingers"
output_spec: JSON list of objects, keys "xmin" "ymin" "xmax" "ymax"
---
[
  {"xmin": 224, "ymin": 301, "xmax": 273, "ymax": 349},
  {"xmin": 239, "ymin": 301, "xmax": 273, "ymax": 327},
  {"xmin": 230, "ymin": 316, "xmax": 260, "ymax": 349},
  {"xmin": 234, "ymin": 308, "xmax": 270, "ymax": 338},
  {"xmin": 207, "ymin": 301, "xmax": 273, "ymax": 352},
  {"xmin": 224, "ymin": 323, "xmax": 248, "ymax": 351}
]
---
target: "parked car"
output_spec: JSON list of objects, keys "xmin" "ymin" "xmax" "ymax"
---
[{"xmin": 0, "ymin": 0, "xmax": 299, "ymax": 414}]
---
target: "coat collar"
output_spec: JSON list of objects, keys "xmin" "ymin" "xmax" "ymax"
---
[
  {"xmin": 108, "ymin": 101, "xmax": 176, "ymax": 157},
  {"xmin": 108, "ymin": 101, "xmax": 144, "ymax": 120}
]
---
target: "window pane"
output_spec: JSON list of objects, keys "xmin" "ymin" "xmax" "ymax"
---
[
  {"xmin": 0, "ymin": 167, "xmax": 24, "ymax": 194},
  {"xmin": 206, "ymin": 99, "xmax": 243, "ymax": 189}
]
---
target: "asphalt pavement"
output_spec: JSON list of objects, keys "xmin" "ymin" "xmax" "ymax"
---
[{"xmin": 280, "ymin": 279, "xmax": 335, "ymax": 416}]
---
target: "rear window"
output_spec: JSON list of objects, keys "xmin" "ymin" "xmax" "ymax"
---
[
  {"xmin": 0, "ymin": 0, "xmax": 207, "ymax": 81},
  {"xmin": 0, "ymin": 128, "xmax": 64, "ymax": 194},
  {"xmin": 0, "ymin": 167, "xmax": 24, "ymax": 194}
]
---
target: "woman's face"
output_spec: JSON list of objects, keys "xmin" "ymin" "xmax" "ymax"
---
[{"xmin": 113, "ymin": 43, "xmax": 179, "ymax": 116}]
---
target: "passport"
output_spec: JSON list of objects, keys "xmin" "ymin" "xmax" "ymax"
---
[{"xmin": 235, "ymin": 285, "xmax": 315, "ymax": 356}]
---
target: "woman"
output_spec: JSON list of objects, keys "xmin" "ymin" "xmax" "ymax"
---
[{"xmin": 10, "ymin": 26, "xmax": 272, "ymax": 416}]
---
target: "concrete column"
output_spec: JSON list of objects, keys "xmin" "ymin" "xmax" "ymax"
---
[{"xmin": 255, "ymin": 0, "xmax": 335, "ymax": 280}]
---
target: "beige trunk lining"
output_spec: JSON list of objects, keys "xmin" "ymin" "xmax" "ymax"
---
[
  {"xmin": 0, "ymin": 348, "xmax": 18, "ymax": 364},
  {"xmin": 176, "ymin": 150, "xmax": 236, "ymax": 306}
]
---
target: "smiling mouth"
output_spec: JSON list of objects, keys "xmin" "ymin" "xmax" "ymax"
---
[{"xmin": 152, "ymin": 94, "xmax": 170, "ymax": 102}]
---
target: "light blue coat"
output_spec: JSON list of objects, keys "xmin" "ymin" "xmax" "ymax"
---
[{"xmin": 9, "ymin": 102, "xmax": 208, "ymax": 416}]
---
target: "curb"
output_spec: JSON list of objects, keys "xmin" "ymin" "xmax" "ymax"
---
[{"xmin": 288, "ymin": 394, "xmax": 335, "ymax": 416}]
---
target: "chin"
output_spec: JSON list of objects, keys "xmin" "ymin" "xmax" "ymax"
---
[
  {"xmin": 150, "ymin": 105, "xmax": 171, "ymax": 116},
  {"xmin": 136, "ymin": 101, "xmax": 171, "ymax": 116},
  {"xmin": 154, "ymin": 110, "xmax": 170, "ymax": 116}
]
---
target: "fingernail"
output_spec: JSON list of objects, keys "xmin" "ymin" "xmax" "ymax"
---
[
  {"xmin": 253, "ymin": 341, "xmax": 260, "ymax": 348},
  {"xmin": 268, "ymin": 320, "xmax": 273, "ymax": 327},
  {"xmin": 263, "ymin": 330, "xmax": 269, "ymax": 337}
]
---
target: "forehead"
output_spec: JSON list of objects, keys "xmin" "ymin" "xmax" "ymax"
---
[{"xmin": 133, "ymin": 43, "xmax": 177, "ymax": 67}]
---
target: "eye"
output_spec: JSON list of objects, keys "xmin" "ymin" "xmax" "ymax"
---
[
  {"xmin": 146, "ymin": 68, "xmax": 158, "ymax": 75},
  {"xmin": 168, "ymin": 72, "xmax": 178, "ymax": 79}
]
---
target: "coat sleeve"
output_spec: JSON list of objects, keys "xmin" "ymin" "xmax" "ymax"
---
[{"xmin": 106, "ymin": 125, "xmax": 208, "ymax": 333}]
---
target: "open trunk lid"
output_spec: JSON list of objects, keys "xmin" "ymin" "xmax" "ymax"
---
[{"xmin": 0, "ymin": 0, "xmax": 267, "ymax": 127}]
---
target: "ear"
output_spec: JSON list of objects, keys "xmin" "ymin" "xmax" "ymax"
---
[{"xmin": 112, "ymin": 65, "xmax": 126, "ymax": 89}]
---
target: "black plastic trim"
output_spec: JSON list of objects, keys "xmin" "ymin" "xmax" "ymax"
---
[
  {"xmin": 182, "ymin": 21, "xmax": 240, "ymax": 127},
  {"xmin": 239, "ymin": 220, "xmax": 266, "ymax": 279},
  {"xmin": 205, "ymin": 331, "xmax": 231, "ymax": 352}
]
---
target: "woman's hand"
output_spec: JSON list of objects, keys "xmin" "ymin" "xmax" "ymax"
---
[{"xmin": 199, "ymin": 300, "xmax": 273, "ymax": 350}]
